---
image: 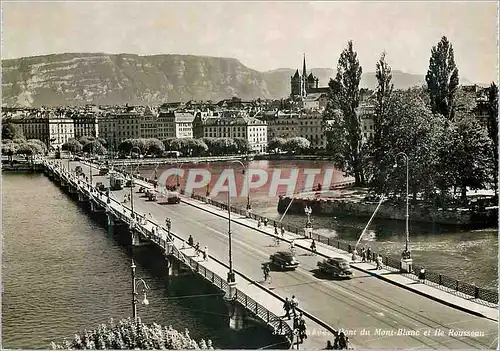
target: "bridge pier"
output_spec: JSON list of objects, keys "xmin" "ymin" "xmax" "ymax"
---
[
  {"xmin": 227, "ymin": 298, "xmax": 245, "ymax": 331},
  {"xmin": 78, "ymin": 191, "xmax": 88, "ymax": 202},
  {"xmin": 90, "ymin": 200, "xmax": 103, "ymax": 213},
  {"xmin": 131, "ymin": 230, "xmax": 150, "ymax": 247}
]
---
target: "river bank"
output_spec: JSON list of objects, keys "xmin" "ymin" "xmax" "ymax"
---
[{"xmin": 277, "ymin": 188, "xmax": 498, "ymax": 227}]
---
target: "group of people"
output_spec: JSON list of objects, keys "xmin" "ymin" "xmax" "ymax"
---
[
  {"xmin": 325, "ymin": 331, "xmax": 349, "ymax": 350},
  {"xmin": 187, "ymin": 235, "xmax": 208, "ymax": 261},
  {"xmin": 257, "ymin": 218, "xmax": 269, "ymax": 227},
  {"xmin": 283, "ymin": 296, "xmax": 307, "ymax": 343},
  {"xmin": 350, "ymin": 246, "xmax": 383, "ymax": 270}
]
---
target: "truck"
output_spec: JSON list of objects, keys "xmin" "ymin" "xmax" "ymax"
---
[{"xmin": 109, "ymin": 171, "xmax": 124, "ymax": 190}]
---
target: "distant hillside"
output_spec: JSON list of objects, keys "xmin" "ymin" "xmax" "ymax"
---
[{"xmin": 1, "ymin": 53, "xmax": 482, "ymax": 107}]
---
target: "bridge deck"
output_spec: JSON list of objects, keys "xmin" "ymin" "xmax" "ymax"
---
[{"xmin": 49, "ymin": 160, "xmax": 498, "ymax": 349}]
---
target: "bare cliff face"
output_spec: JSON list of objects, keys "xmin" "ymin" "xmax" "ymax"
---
[
  {"xmin": 1, "ymin": 53, "xmax": 273, "ymax": 107},
  {"xmin": 2, "ymin": 53, "xmax": 477, "ymax": 107}
]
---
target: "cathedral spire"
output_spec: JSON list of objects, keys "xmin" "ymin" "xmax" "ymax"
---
[{"xmin": 302, "ymin": 53, "xmax": 307, "ymax": 78}]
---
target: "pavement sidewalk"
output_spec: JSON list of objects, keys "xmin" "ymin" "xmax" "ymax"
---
[{"xmin": 177, "ymin": 195, "xmax": 499, "ymax": 322}]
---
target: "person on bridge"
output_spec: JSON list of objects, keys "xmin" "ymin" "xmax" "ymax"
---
[
  {"xmin": 262, "ymin": 263, "xmax": 271, "ymax": 283},
  {"xmin": 263, "ymin": 218, "xmax": 268, "ymax": 226},
  {"xmin": 298, "ymin": 314, "xmax": 307, "ymax": 342},
  {"xmin": 366, "ymin": 246, "xmax": 372, "ymax": 262},
  {"xmin": 376, "ymin": 254, "xmax": 383, "ymax": 270},
  {"xmin": 188, "ymin": 235, "xmax": 194, "ymax": 246},
  {"xmin": 203, "ymin": 246, "xmax": 208, "ymax": 261},
  {"xmin": 195, "ymin": 242, "xmax": 200, "ymax": 256},
  {"xmin": 290, "ymin": 295, "xmax": 298, "ymax": 316},
  {"xmin": 361, "ymin": 247, "xmax": 367, "ymax": 262},
  {"xmin": 290, "ymin": 240, "xmax": 295, "ymax": 254},
  {"xmin": 257, "ymin": 219, "xmax": 262, "ymax": 228},
  {"xmin": 419, "ymin": 267, "xmax": 426, "ymax": 283},
  {"xmin": 324, "ymin": 340, "xmax": 334, "ymax": 350},
  {"xmin": 281, "ymin": 225, "xmax": 285, "ymax": 237},
  {"xmin": 283, "ymin": 297, "xmax": 292, "ymax": 319},
  {"xmin": 274, "ymin": 223, "xmax": 278, "ymax": 236},
  {"xmin": 310, "ymin": 239, "xmax": 317, "ymax": 255}
]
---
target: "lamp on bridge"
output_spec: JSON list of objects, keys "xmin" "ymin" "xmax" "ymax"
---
[
  {"xmin": 131, "ymin": 259, "xmax": 150, "ymax": 321},
  {"xmin": 226, "ymin": 191, "xmax": 236, "ymax": 286},
  {"xmin": 394, "ymin": 152, "xmax": 412, "ymax": 272},
  {"xmin": 129, "ymin": 146, "xmax": 142, "ymax": 218},
  {"xmin": 232, "ymin": 160, "xmax": 252, "ymax": 217},
  {"xmin": 165, "ymin": 218, "xmax": 172, "ymax": 240},
  {"xmin": 304, "ymin": 205, "xmax": 313, "ymax": 238}
]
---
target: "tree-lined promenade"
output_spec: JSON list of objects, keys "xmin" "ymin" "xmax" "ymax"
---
[{"xmin": 323, "ymin": 36, "xmax": 498, "ymax": 207}]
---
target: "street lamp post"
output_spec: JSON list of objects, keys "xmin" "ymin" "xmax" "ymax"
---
[
  {"xmin": 129, "ymin": 146, "xmax": 142, "ymax": 219},
  {"xmin": 395, "ymin": 152, "xmax": 412, "ymax": 271},
  {"xmin": 227, "ymin": 190, "xmax": 236, "ymax": 285},
  {"xmin": 232, "ymin": 160, "xmax": 251, "ymax": 216},
  {"xmin": 304, "ymin": 205, "xmax": 312, "ymax": 238},
  {"xmin": 131, "ymin": 259, "xmax": 150, "ymax": 321}
]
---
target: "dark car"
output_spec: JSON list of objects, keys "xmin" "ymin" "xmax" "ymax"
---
[
  {"xmin": 317, "ymin": 257, "xmax": 353, "ymax": 278},
  {"xmin": 99, "ymin": 167, "xmax": 109, "ymax": 176},
  {"xmin": 95, "ymin": 182, "xmax": 107, "ymax": 192},
  {"xmin": 269, "ymin": 251, "xmax": 299, "ymax": 271}
]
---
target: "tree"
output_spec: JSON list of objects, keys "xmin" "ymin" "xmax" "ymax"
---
[
  {"xmin": 97, "ymin": 137, "xmax": 108, "ymax": 148},
  {"xmin": 2, "ymin": 141, "xmax": 18, "ymax": 161},
  {"xmin": 201, "ymin": 138, "xmax": 217, "ymax": 155},
  {"xmin": 445, "ymin": 114, "xmax": 494, "ymax": 202},
  {"xmin": 425, "ymin": 36, "xmax": 460, "ymax": 119},
  {"xmin": 189, "ymin": 139, "xmax": 209, "ymax": 156},
  {"xmin": 213, "ymin": 138, "xmax": 237, "ymax": 155},
  {"xmin": 324, "ymin": 40, "xmax": 365, "ymax": 185},
  {"xmin": 284, "ymin": 137, "xmax": 311, "ymax": 154},
  {"xmin": 83, "ymin": 140, "xmax": 106, "ymax": 155},
  {"xmin": 369, "ymin": 52, "xmax": 394, "ymax": 190},
  {"xmin": 62, "ymin": 138, "xmax": 83, "ymax": 154},
  {"xmin": 233, "ymin": 137, "xmax": 250, "ymax": 154},
  {"xmin": 268, "ymin": 138, "xmax": 286, "ymax": 153},
  {"xmin": 118, "ymin": 139, "xmax": 135, "ymax": 155},
  {"xmin": 78, "ymin": 136, "xmax": 96, "ymax": 147},
  {"xmin": 372, "ymin": 89, "xmax": 447, "ymax": 202},
  {"xmin": 486, "ymin": 82, "xmax": 498, "ymax": 195},
  {"xmin": 162, "ymin": 138, "xmax": 178, "ymax": 151},
  {"xmin": 50, "ymin": 317, "xmax": 214, "ymax": 350},
  {"xmin": 28, "ymin": 139, "xmax": 48, "ymax": 155},
  {"xmin": 145, "ymin": 138, "xmax": 165, "ymax": 156},
  {"xmin": 2, "ymin": 123, "xmax": 24, "ymax": 140}
]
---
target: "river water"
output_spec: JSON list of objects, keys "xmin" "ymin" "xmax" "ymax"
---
[
  {"xmin": 136, "ymin": 160, "xmax": 498, "ymax": 290},
  {"xmin": 2, "ymin": 172, "xmax": 286, "ymax": 349}
]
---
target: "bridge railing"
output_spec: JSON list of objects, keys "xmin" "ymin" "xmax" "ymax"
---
[
  {"xmin": 44, "ymin": 163, "xmax": 294, "ymax": 343},
  {"xmin": 189, "ymin": 193, "xmax": 499, "ymax": 307},
  {"xmin": 168, "ymin": 245, "xmax": 293, "ymax": 342}
]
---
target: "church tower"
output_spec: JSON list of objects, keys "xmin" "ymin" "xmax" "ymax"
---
[{"xmin": 302, "ymin": 54, "xmax": 307, "ymax": 97}]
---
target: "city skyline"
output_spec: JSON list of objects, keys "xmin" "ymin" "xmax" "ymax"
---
[{"xmin": 1, "ymin": 1, "xmax": 498, "ymax": 84}]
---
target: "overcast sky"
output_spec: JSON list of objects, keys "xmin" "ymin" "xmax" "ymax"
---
[{"xmin": 2, "ymin": 1, "xmax": 498, "ymax": 83}]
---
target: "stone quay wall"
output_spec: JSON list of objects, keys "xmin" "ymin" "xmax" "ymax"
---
[{"xmin": 277, "ymin": 196, "xmax": 476, "ymax": 225}]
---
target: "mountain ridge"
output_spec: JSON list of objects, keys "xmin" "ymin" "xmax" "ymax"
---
[{"xmin": 1, "ymin": 53, "xmax": 483, "ymax": 107}]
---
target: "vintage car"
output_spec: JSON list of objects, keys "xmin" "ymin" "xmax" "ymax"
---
[
  {"xmin": 99, "ymin": 167, "xmax": 109, "ymax": 176},
  {"xmin": 75, "ymin": 166, "xmax": 83, "ymax": 176},
  {"xmin": 269, "ymin": 251, "xmax": 299, "ymax": 271},
  {"xmin": 95, "ymin": 182, "xmax": 107, "ymax": 192},
  {"xmin": 317, "ymin": 257, "xmax": 353, "ymax": 278}
]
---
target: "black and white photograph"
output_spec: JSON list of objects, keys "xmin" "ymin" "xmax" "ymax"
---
[{"xmin": 1, "ymin": 1, "xmax": 498, "ymax": 350}]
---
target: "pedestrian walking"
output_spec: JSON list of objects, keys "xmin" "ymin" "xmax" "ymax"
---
[
  {"xmin": 188, "ymin": 235, "xmax": 194, "ymax": 246},
  {"xmin": 298, "ymin": 316, "xmax": 307, "ymax": 342},
  {"xmin": 325, "ymin": 341, "xmax": 334, "ymax": 350},
  {"xmin": 419, "ymin": 267, "xmax": 426, "ymax": 283},
  {"xmin": 195, "ymin": 242, "xmax": 200, "ymax": 256},
  {"xmin": 290, "ymin": 295, "xmax": 298, "ymax": 317},
  {"xmin": 361, "ymin": 247, "xmax": 366, "ymax": 262},
  {"xmin": 283, "ymin": 297, "xmax": 292, "ymax": 320},
  {"xmin": 281, "ymin": 225, "xmax": 285, "ymax": 237},
  {"xmin": 310, "ymin": 239, "xmax": 317, "ymax": 255},
  {"xmin": 366, "ymin": 246, "xmax": 372, "ymax": 262},
  {"xmin": 203, "ymin": 246, "xmax": 208, "ymax": 261},
  {"xmin": 274, "ymin": 224, "xmax": 278, "ymax": 236},
  {"xmin": 257, "ymin": 219, "xmax": 262, "ymax": 227},
  {"xmin": 263, "ymin": 218, "xmax": 268, "ymax": 226},
  {"xmin": 376, "ymin": 254, "xmax": 383, "ymax": 270}
]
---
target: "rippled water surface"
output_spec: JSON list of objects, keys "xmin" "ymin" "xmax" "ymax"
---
[
  {"xmin": 2, "ymin": 172, "xmax": 284, "ymax": 349},
  {"xmin": 139, "ymin": 160, "xmax": 498, "ymax": 289}
]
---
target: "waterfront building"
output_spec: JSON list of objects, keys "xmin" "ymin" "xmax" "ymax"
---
[
  {"xmin": 193, "ymin": 112, "xmax": 268, "ymax": 153},
  {"xmin": 157, "ymin": 110, "xmax": 195, "ymax": 139},
  {"xmin": 72, "ymin": 112, "xmax": 99, "ymax": 139},
  {"xmin": 48, "ymin": 111, "xmax": 75, "ymax": 150}
]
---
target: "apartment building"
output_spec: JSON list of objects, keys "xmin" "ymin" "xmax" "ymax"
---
[
  {"xmin": 193, "ymin": 112, "xmax": 268, "ymax": 153},
  {"xmin": 157, "ymin": 110, "xmax": 195, "ymax": 139}
]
